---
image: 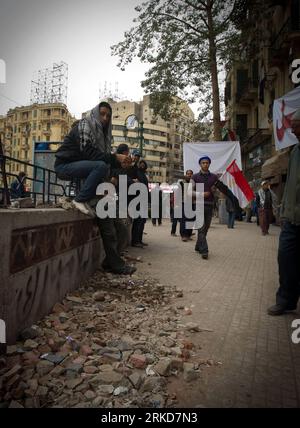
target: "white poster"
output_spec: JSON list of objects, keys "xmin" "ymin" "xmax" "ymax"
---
[
  {"xmin": 273, "ymin": 86, "xmax": 300, "ymax": 151},
  {"xmin": 183, "ymin": 141, "xmax": 242, "ymax": 175}
]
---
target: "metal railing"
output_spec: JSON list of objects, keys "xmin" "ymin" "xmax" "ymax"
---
[{"xmin": 0, "ymin": 153, "xmax": 78, "ymax": 207}]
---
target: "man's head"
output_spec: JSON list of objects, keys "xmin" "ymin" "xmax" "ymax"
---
[
  {"xmin": 291, "ymin": 108, "xmax": 300, "ymax": 141},
  {"xmin": 199, "ymin": 156, "xmax": 211, "ymax": 173},
  {"xmin": 132, "ymin": 149, "xmax": 141, "ymax": 163},
  {"xmin": 139, "ymin": 160, "xmax": 147, "ymax": 171},
  {"xmin": 99, "ymin": 102, "xmax": 112, "ymax": 130},
  {"xmin": 261, "ymin": 180, "xmax": 270, "ymax": 190},
  {"xmin": 116, "ymin": 143, "xmax": 129, "ymax": 156},
  {"xmin": 18, "ymin": 172, "xmax": 26, "ymax": 181},
  {"xmin": 185, "ymin": 169, "xmax": 193, "ymax": 182}
]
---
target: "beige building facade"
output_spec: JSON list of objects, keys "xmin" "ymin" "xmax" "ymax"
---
[
  {"xmin": 225, "ymin": 0, "xmax": 300, "ymax": 198},
  {"xmin": 109, "ymin": 95, "xmax": 195, "ymax": 184},
  {"xmin": 0, "ymin": 103, "xmax": 75, "ymax": 176}
]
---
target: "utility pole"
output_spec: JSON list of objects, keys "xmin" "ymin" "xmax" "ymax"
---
[
  {"xmin": 0, "ymin": 137, "xmax": 10, "ymax": 206},
  {"xmin": 124, "ymin": 114, "xmax": 144, "ymax": 157}
]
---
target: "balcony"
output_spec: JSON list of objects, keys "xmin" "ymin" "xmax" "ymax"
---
[
  {"xmin": 236, "ymin": 79, "xmax": 259, "ymax": 103},
  {"xmin": 238, "ymin": 128, "xmax": 272, "ymax": 152},
  {"xmin": 21, "ymin": 143, "xmax": 30, "ymax": 150},
  {"xmin": 269, "ymin": 18, "xmax": 300, "ymax": 68}
]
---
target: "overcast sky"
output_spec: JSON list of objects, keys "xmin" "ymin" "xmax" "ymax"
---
[{"xmin": 0, "ymin": 0, "xmax": 198, "ymax": 119}]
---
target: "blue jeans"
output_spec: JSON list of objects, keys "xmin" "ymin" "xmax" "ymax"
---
[
  {"xmin": 227, "ymin": 212, "xmax": 235, "ymax": 228},
  {"xmin": 276, "ymin": 221, "xmax": 300, "ymax": 308},
  {"xmin": 55, "ymin": 160, "xmax": 109, "ymax": 202},
  {"xmin": 195, "ymin": 205, "xmax": 213, "ymax": 254}
]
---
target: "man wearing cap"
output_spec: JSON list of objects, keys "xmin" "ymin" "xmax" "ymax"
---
[
  {"xmin": 190, "ymin": 156, "xmax": 239, "ymax": 259},
  {"xmin": 256, "ymin": 180, "xmax": 278, "ymax": 236},
  {"xmin": 268, "ymin": 108, "xmax": 300, "ymax": 315}
]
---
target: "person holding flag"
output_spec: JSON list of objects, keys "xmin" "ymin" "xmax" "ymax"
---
[{"xmin": 190, "ymin": 156, "xmax": 240, "ymax": 259}]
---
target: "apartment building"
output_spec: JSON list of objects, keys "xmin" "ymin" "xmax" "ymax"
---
[
  {"xmin": 225, "ymin": 0, "xmax": 300, "ymax": 198},
  {"xmin": 109, "ymin": 94, "xmax": 195, "ymax": 184},
  {"xmin": 0, "ymin": 103, "xmax": 75, "ymax": 176}
]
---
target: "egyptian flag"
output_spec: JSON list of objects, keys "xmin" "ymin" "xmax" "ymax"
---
[
  {"xmin": 259, "ymin": 61, "xmax": 266, "ymax": 105},
  {"xmin": 220, "ymin": 160, "xmax": 255, "ymax": 208}
]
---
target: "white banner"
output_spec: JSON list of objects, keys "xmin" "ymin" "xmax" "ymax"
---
[
  {"xmin": 273, "ymin": 86, "xmax": 300, "ymax": 151},
  {"xmin": 183, "ymin": 141, "xmax": 242, "ymax": 175}
]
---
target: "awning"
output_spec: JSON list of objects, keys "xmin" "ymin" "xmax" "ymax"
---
[{"xmin": 261, "ymin": 150, "xmax": 289, "ymax": 179}]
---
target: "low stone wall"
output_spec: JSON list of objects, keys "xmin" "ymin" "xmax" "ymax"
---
[{"xmin": 0, "ymin": 209, "xmax": 105, "ymax": 345}]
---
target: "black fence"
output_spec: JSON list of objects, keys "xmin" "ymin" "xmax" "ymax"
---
[{"xmin": 0, "ymin": 153, "xmax": 78, "ymax": 207}]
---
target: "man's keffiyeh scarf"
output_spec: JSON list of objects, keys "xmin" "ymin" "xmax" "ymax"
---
[{"xmin": 78, "ymin": 104, "xmax": 112, "ymax": 155}]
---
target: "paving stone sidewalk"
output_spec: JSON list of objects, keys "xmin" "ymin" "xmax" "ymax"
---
[{"xmin": 135, "ymin": 219, "xmax": 300, "ymax": 408}]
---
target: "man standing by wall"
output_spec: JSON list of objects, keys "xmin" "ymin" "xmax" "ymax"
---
[
  {"xmin": 256, "ymin": 180, "xmax": 278, "ymax": 236},
  {"xmin": 268, "ymin": 109, "xmax": 300, "ymax": 315}
]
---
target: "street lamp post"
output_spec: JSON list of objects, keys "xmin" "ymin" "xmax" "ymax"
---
[{"xmin": 124, "ymin": 114, "xmax": 144, "ymax": 157}]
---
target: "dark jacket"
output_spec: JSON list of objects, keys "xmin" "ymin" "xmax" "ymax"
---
[
  {"xmin": 226, "ymin": 197, "xmax": 235, "ymax": 213},
  {"xmin": 10, "ymin": 178, "xmax": 26, "ymax": 199},
  {"xmin": 54, "ymin": 123, "xmax": 118, "ymax": 169},
  {"xmin": 281, "ymin": 143, "xmax": 300, "ymax": 225}
]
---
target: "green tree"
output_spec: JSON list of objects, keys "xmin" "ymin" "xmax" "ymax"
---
[{"xmin": 111, "ymin": 0, "xmax": 244, "ymax": 140}]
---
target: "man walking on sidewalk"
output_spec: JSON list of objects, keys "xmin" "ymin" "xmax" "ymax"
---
[
  {"xmin": 268, "ymin": 109, "xmax": 300, "ymax": 315},
  {"xmin": 190, "ymin": 156, "xmax": 239, "ymax": 259}
]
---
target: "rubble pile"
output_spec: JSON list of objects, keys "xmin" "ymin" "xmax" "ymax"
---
[{"xmin": 0, "ymin": 271, "xmax": 218, "ymax": 408}]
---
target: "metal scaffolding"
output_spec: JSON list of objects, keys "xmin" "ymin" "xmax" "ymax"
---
[{"xmin": 30, "ymin": 61, "xmax": 68, "ymax": 105}]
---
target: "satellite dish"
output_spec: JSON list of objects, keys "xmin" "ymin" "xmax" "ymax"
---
[{"xmin": 126, "ymin": 114, "xmax": 138, "ymax": 129}]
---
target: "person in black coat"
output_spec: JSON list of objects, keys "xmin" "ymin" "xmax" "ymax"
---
[
  {"xmin": 10, "ymin": 172, "xmax": 27, "ymax": 199},
  {"xmin": 131, "ymin": 160, "xmax": 149, "ymax": 247},
  {"xmin": 54, "ymin": 102, "xmax": 129, "ymax": 216}
]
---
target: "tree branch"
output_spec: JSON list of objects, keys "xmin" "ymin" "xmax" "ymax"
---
[{"xmin": 154, "ymin": 12, "xmax": 206, "ymax": 36}]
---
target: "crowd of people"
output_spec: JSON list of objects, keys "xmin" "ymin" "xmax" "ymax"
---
[{"xmin": 8, "ymin": 102, "xmax": 300, "ymax": 316}]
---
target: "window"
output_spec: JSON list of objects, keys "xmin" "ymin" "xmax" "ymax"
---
[
  {"xmin": 114, "ymin": 136, "xmax": 126, "ymax": 142},
  {"xmin": 33, "ymin": 110, "xmax": 37, "ymax": 118},
  {"xmin": 236, "ymin": 114, "xmax": 248, "ymax": 142},
  {"xmin": 236, "ymin": 69, "xmax": 248, "ymax": 99},
  {"xmin": 225, "ymin": 82, "xmax": 231, "ymax": 106},
  {"xmin": 112, "ymin": 125, "xmax": 125, "ymax": 131}
]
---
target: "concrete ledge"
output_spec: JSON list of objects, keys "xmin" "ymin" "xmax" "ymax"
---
[{"xmin": 0, "ymin": 208, "xmax": 104, "ymax": 344}]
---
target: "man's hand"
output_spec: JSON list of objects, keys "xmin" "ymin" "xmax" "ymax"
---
[
  {"xmin": 111, "ymin": 177, "xmax": 118, "ymax": 186},
  {"xmin": 203, "ymin": 191, "xmax": 211, "ymax": 198}
]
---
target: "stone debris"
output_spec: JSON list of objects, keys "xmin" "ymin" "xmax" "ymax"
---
[{"xmin": 0, "ymin": 271, "xmax": 210, "ymax": 408}]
